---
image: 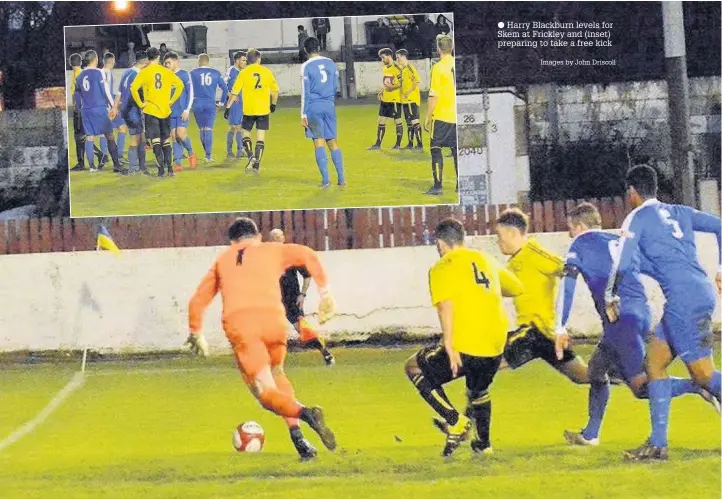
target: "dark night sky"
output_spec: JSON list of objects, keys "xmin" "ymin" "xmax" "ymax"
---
[{"xmin": 0, "ymin": 2, "xmax": 720, "ymax": 107}]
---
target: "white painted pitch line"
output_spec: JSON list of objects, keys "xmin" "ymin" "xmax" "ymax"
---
[
  {"xmin": 87, "ymin": 367, "xmax": 215, "ymax": 377},
  {"xmin": 0, "ymin": 371, "xmax": 86, "ymax": 454}
]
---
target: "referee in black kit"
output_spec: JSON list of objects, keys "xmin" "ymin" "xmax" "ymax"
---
[{"xmin": 270, "ymin": 229, "xmax": 335, "ymax": 366}]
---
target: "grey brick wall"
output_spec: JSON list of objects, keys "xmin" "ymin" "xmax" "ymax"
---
[{"xmin": 0, "ymin": 109, "xmax": 68, "ymax": 216}]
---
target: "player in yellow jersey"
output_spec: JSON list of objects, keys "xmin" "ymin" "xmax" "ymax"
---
[
  {"xmin": 405, "ymin": 218, "xmax": 524, "ymax": 457},
  {"xmin": 395, "ymin": 49, "xmax": 423, "ymax": 151},
  {"xmin": 226, "ymin": 48, "xmax": 279, "ymax": 173},
  {"xmin": 130, "ymin": 47, "xmax": 183, "ymax": 177},
  {"xmin": 494, "ymin": 208, "xmax": 590, "ymax": 384},
  {"xmin": 368, "ymin": 48, "xmax": 404, "ymax": 150},
  {"xmin": 424, "ymin": 35, "xmax": 458, "ymax": 196}
]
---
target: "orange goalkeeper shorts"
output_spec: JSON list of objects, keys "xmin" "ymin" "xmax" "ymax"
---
[{"xmin": 224, "ymin": 310, "xmax": 288, "ymax": 381}]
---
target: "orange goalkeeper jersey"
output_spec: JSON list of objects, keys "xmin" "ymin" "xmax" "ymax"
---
[{"xmin": 188, "ymin": 240, "xmax": 329, "ymax": 334}]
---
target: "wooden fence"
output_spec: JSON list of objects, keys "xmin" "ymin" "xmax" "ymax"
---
[{"xmin": 0, "ymin": 197, "xmax": 632, "ymax": 255}]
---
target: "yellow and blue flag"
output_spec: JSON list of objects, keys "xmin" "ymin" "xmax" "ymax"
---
[{"xmin": 96, "ymin": 225, "xmax": 121, "ymax": 255}]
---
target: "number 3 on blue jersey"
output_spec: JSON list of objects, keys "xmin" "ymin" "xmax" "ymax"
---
[{"xmin": 659, "ymin": 209, "xmax": 684, "ymax": 239}]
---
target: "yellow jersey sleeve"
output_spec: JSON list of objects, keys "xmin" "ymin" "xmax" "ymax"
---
[
  {"xmin": 498, "ymin": 264, "xmax": 524, "ymax": 297},
  {"xmin": 429, "ymin": 262, "xmax": 454, "ymax": 305},
  {"xmin": 70, "ymin": 68, "xmax": 81, "ymax": 95},
  {"xmin": 528, "ymin": 240, "xmax": 564, "ymax": 276},
  {"xmin": 409, "ymin": 65, "xmax": 420, "ymax": 85}
]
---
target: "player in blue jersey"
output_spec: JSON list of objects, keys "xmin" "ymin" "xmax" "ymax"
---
[
  {"xmin": 190, "ymin": 54, "xmax": 227, "ymax": 163},
  {"xmin": 114, "ymin": 50, "xmax": 150, "ymax": 175},
  {"xmin": 605, "ymin": 166, "xmax": 722, "ymax": 460},
  {"xmin": 102, "ymin": 52, "xmax": 128, "ymax": 164},
  {"xmin": 74, "ymin": 50, "xmax": 124, "ymax": 174},
  {"xmin": 300, "ymin": 37, "xmax": 345, "ymax": 188},
  {"xmin": 225, "ymin": 51, "xmax": 247, "ymax": 159},
  {"xmin": 163, "ymin": 52, "xmax": 197, "ymax": 172},
  {"xmin": 554, "ymin": 203, "xmax": 718, "ymax": 447}
]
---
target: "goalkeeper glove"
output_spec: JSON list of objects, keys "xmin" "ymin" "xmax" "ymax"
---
[
  {"xmin": 184, "ymin": 333, "xmax": 209, "ymax": 357},
  {"xmin": 317, "ymin": 291, "xmax": 336, "ymax": 324},
  {"xmin": 223, "ymin": 107, "xmax": 230, "ymax": 120},
  {"xmin": 270, "ymin": 103, "xmax": 277, "ymax": 113}
]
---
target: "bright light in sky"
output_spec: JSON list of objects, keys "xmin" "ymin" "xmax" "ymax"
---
[{"xmin": 113, "ymin": 1, "xmax": 130, "ymax": 12}]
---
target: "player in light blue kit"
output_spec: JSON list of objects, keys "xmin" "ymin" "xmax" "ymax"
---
[
  {"xmin": 300, "ymin": 37, "xmax": 345, "ymax": 188},
  {"xmin": 164, "ymin": 52, "xmax": 196, "ymax": 172},
  {"xmin": 554, "ymin": 203, "xmax": 717, "ymax": 448},
  {"xmin": 75, "ymin": 50, "xmax": 124, "ymax": 174},
  {"xmin": 605, "ymin": 165, "xmax": 722, "ymax": 461},
  {"xmin": 190, "ymin": 54, "xmax": 228, "ymax": 163},
  {"xmin": 116, "ymin": 50, "xmax": 149, "ymax": 175},
  {"xmin": 225, "ymin": 51, "xmax": 246, "ymax": 159}
]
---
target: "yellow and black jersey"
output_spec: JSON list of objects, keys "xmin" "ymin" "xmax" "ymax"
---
[
  {"xmin": 429, "ymin": 54, "xmax": 456, "ymax": 124},
  {"xmin": 381, "ymin": 62, "xmax": 403, "ymax": 103},
  {"xmin": 505, "ymin": 238, "xmax": 564, "ymax": 338},
  {"xmin": 400, "ymin": 63, "xmax": 421, "ymax": 105},
  {"xmin": 429, "ymin": 247, "xmax": 523, "ymax": 357}
]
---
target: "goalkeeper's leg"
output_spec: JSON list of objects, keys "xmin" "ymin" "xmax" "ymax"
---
[
  {"xmin": 233, "ymin": 327, "xmax": 337, "ymax": 451},
  {"xmin": 271, "ymin": 363, "xmax": 318, "ymax": 460}
]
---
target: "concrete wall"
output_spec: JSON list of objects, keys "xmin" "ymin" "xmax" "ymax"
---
[
  {"xmin": 0, "ymin": 109, "xmax": 68, "ymax": 215},
  {"xmin": 0, "ymin": 231, "xmax": 718, "ymax": 353},
  {"xmin": 527, "ymin": 76, "xmax": 721, "ymax": 180}
]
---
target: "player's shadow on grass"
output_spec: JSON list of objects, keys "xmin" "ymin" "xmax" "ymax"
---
[
  {"xmin": 376, "ymin": 149, "xmax": 429, "ymax": 163},
  {"xmin": 214, "ymin": 172, "xmax": 274, "ymax": 193},
  {"xmin": 674, "ymin": 448, "xmax": 721, "ymax": 461},
  {"xmin": 204, "ymin": 160, "xmax": 237, "ymax": 169}
]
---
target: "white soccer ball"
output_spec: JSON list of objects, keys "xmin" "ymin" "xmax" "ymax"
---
[{"xmin": 233, "ymin": 421, "xmax": 265, "ymax": 452}]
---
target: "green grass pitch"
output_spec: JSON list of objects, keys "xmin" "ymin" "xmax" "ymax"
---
[
  {"xmin": 1, "ymin": 346, "xmax": 719, "ymax": 498},
  {"xmin": 67, "ymin": 100, "xmax": 459, "ymax": 217}
]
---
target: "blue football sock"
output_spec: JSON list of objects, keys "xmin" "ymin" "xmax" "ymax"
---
[
  {"xmin": 669, "ymin": 377, "xmax": 700, "ymax": 397},
  {"xmin": 85, "ymin": 140, "xmax": 95, "ymax": 168},
  {"xmin": 182, "ymin": 137, "xmax": 193, "ymax": 154},
  {"xmin": 582, "ymin": 381, "xmax": 609, "ymax": 440},
  {"xmin": 709, "ymin": 370, "xmax": 721, "ymax": 400},
  {"xmin": 236, "ymin": 132, "xmax": 243, "ymax": 154},
  {"xmin": 199, "ymin": 131, "xmax": 207, "ymax": 155},
  {"xmin": 173, "ymin": 141, "xmax": 182, "ymax": 163},
  {"xmin": 315, "ymin": 146, "xmax": 329, "ymax": 184},
  {"xmin": 226, "ymin": 131, "xmax": 234, "ymax": 154},
  {"xmin": 138, "ymin": 143, "xmax": 146, "ymax": 170},
  {"xmin": 100, "ymin": 136, "xmax": 108, "ymax": 156},
  {"xmin": 205, "ymin": 129, "xmax": 213, "ymax": 157},
  {"xmin": 128, "ymin": 146, "xmax": 138, "ymax": 172},
  {"xmin": 648, "ymin": 379, "xmax": 672, "ymax": 448},
  {"xmin": 117, "ymin": 132, "xmax": 126, "ymax": 158},
  {"xmin": 330, "ymin": 149, "xmax": 345, "ymax": 184}
]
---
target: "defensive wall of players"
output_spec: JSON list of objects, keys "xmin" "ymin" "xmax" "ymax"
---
[
  {"xmin": 63, "ymin": 59, "xmax": 434, "ymax": 103},
  {"xmin": 0, "ymin": 231, "xmax": 718, "ymax": 353}
]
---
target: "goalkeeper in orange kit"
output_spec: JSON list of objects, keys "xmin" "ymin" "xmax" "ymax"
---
[
  {"xmin": 186, "ymin": 217, "xmax": 337, "ymax": 461},
  {"xmin": 270, "ymin": 228, "xmax": 335, "ymax": 366}
]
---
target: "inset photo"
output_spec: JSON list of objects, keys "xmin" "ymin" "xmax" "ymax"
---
[{"xmin": 64, "ymin": 13, "xmax": 460, "ymax": 217}]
